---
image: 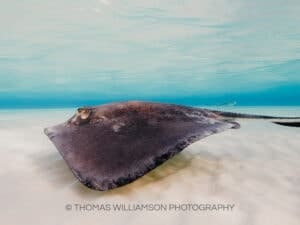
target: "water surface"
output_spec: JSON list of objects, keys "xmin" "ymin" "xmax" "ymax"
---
[{"xmin": 0, "ymin": 0, "xmax": 300, "ymax": 108}]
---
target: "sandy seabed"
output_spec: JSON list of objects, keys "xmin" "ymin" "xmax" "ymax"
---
[{"xmin": 0, "ymin": 107, "xmax": 299, "ymax": 225}]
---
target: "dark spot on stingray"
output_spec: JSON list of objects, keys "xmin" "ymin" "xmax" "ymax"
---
[{"xmin": 44, "ymin": 101, "xmax": 300, "ymax": 191}]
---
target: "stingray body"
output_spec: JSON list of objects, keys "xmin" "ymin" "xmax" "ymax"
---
[{"xmin": 44, "ymin": 101, "xmax": 300, "ymax": 191}]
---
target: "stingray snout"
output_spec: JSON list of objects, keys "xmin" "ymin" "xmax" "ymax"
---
[
  {"xmin": 44, "ymin": 124, "xmax": 62, "ymax": 139},
  {"xmin": 44, "ymin": 127, "xmax": 55, "ymax": 139}
]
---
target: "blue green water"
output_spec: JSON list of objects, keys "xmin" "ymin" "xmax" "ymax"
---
[{"xmin": 0, "ymin": 0, "xmax": 300, "ymax": 108}]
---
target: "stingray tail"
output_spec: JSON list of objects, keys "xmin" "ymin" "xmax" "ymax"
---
[{"xmin": 209, "ymin": 110, "xmax": 300, "ymax": 127}]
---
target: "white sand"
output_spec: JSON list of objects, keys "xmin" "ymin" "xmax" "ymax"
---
[{"xmin": 0, "ymin": 107, "xmax": 299, "ymax": 225}]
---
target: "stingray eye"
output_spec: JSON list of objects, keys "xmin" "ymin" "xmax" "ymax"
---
[
  {"xmin": 68, "ymin": 107, "xmax": 93, "ymax": 126},
  {"xmin": 77, "ymin": 108, "xmax": 92, "ymax": 120}
]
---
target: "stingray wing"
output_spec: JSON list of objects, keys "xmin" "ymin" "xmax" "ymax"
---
[{"xmin": 47, "ymin": 110, "xmax": 237, "ymax": 191}]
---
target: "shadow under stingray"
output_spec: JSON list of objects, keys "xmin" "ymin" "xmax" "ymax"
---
[{"xmin": 32, "ymin": 146, "xmax": 222, "ymax": 199}]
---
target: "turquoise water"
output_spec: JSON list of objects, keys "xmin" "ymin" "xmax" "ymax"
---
[{"xmin": 0, "ymin": 0, "xmax": 300, "ymax": 108}]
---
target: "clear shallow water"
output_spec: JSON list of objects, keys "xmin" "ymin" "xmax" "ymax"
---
[{"xmin": 0, "ymin": 0, "xmax": 300, "ymax": 108}]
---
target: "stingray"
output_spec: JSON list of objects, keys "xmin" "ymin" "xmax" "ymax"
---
[{"xmin": 44, "ymin": 101, "xmax": 300, "ymax": 191}]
